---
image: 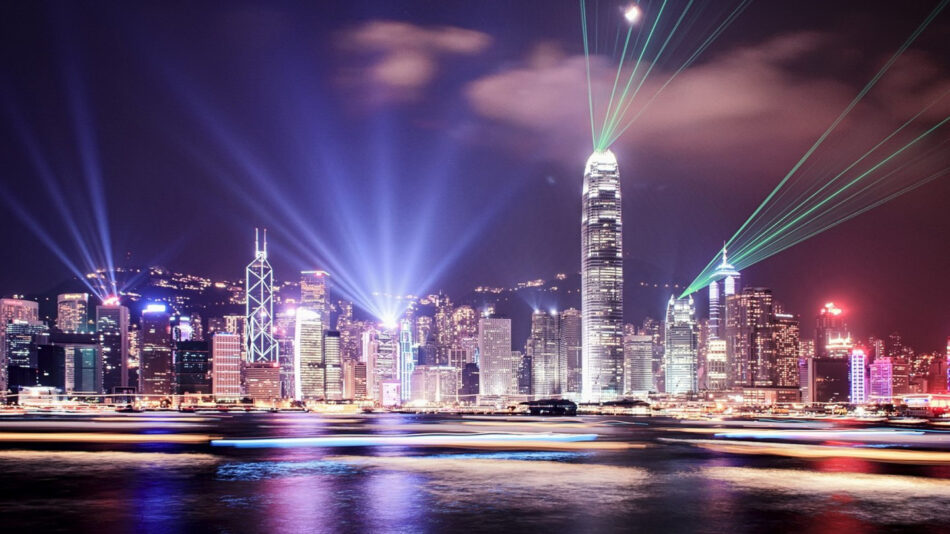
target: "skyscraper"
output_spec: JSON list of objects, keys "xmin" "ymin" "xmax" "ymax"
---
[
  {"xmin": 324, "ymin": 330, "xmax": 342, "ymax": 400},
  {"xmin": 725, "ymin": 287, "xmax": 774, "ymax": 387},
  {"xmin": 398, "ymin": 319, "xmax": 414, "ymax": 402},
  {"xmin": 294, "ymin": 307, "xmax": 324, "ymax": 400},
  {"xmin": 212, "ymin": 332, "xmax": 242, "ymax": 400},
  {"xmin": 140, "ymin": 304, "xmax": 173, "ymax": 396},
  {"xmin": 174, "ymin": 340, "xmax": 211, "ymax": 395},
  {"xmin": 623, "ymin": 333, "xmax": 653, "ymax": 395},
  {"xmin": 96, "ymin": 298, "xmax": 130, "ymax": 393},
  {"xmin": 664, "ymin": 296, "xmax": 698, "ymax": 394},
  {"xmin": 246, "ymin": 229, "xmax": 277, "ymax": 363},
  {"xmin": 773, "ymin": 313, "xmax": 801, "ymax": 387},
  {"xmin": 708, "ymin": 246, "xmax": 741, "ymax": 340},
  {"xmin": 559, "ymin": 308, "xmax": 582, "ymax": 395},
  {"xmin": 0, "ymin": 298, "xmax": 39, "ymax": 394},
  {"xmin": 706, "ymin": 338, "xmax": 729, "ymax": 390},
  {"xmin": 56, "ymin": 293, "xmax": 90, "ymax": 332},
  {"xmin": 478, "ymin": 317, "xmax": 514, "ymax": 397},
  {"xmin": 528, "ymin": 311, "xmax": 562, "ymax": 397},
  {"xmin": 816, "ymin": 302, "xmax": 848, "ymax": 359},
  {"xmin": 850, "ymin": 349, "xmax": 867, "ymax": 404},
  {"xmin": 581, "ymin": 149, "xmax": 624, "ymax": 402},
  {"xmin": 300, "ymin": 270, "xmax": 330, "ymax": 329}
]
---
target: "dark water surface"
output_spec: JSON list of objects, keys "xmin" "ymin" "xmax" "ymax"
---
[{"xmin": 1, "ymin": 413, "xmax": 948, "ymax": 533}]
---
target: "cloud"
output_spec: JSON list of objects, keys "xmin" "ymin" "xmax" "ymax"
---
[
  {"xmin": 463, "ymin": 33, "xmax": 949, "ymax": 176},
  {"xmin": 338, "ymin": 20, "xmax": 491, "ymax": 103}
]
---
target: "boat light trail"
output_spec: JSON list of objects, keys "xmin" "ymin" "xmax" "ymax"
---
[{"xmin": 212, "ymin": 432, "xmax": 600, "ymax": 449}]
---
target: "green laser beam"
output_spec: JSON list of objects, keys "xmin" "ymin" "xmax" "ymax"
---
[{"xmin": 581, "ymin": 0, "xmax": 596, "ymax": 150}]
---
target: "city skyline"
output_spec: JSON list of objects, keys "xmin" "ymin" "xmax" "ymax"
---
[{"xmin": 1, "ymin": 1, "xmax": 948, "ymax": 350}]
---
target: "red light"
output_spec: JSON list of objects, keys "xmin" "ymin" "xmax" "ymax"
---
[{"xmin": 102, "ymin": 296, "xmax": 120, "ymax": 306}]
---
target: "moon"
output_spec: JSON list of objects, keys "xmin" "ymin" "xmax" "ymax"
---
[{"xmin": 624, "ymin": 4, "xmax": 642, "ymax": 24}]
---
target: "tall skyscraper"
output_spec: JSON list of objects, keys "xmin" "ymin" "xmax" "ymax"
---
[
  {"xmin": 478, "ymin": 317, "xmax": 514, "ymax": 396},
  {"xmin": 816, "ymin": 303, "xmax": 848, "ymax": 359},
  {"xmin": 664, "ymin": 296, "xmax": 698, "ymax": 394},
  {"xmin": 773, "ymin": 313, "xmax": 801, "ymax": 387},
  {"xmin": 708, "ymin": 246, "xmax": 741, "ymax": 340},
  {"xmin": 581, "ymin": 149, "xmax": 624, "ymax": 402},
  {"xmin": 96, "ymin": 298, "xmax": 130, "ymax": 393},
  {"xmin": 0, "ymin": 298, "xmax": 39, "ymax": 394},
  {"xmin": 212, "ymin": 332, "xmax": 242, "ymax": 400},
  {"xmin": 246, "ymin": 229, "xmax": 277, "ymax": 363},
  {"xmin": 56, "ymin": 293, "xmax": 90, "ymax": 332},
  {"xmin": 559, "ymin": 308, "xmax": 582, "ymax": 395},
  {"xmin": 850, "ymin": 349, "xmax": 867, "ymax": 404},
  {"xmin": 300, "ymin": 270, "xmax": 330, "ymax": 329},
  {"xmin": 140, "ymin": 304, "xmax": 173, "ymax": 396},
  {"xmin": 294, "ymin": 307, "xmax": 324, "ymax": 400},
  {"xmin": 528, "ymin": 311, "xmax": 562, "ymax": 397},
  {"xmin": 623, "ymin": 333, "xmax": 653, "ymax": 394},
  {"xmin": 398, "ymin": 319, "xmax": 414, "ymax": 402},
  {"xmin": 324, "ymin": 330, "xmax": 342, "ymax": 400},
  {"xmin": 706, "ymin": 338, "xmax": 729, "ymax": 390},
  {"xmin": 725, "ymin": 287, "xmax": 774, "ymax": 387}
]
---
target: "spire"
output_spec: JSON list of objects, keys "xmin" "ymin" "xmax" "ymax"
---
[
  {"xmin": 721, "ymin": 242, "xmax": 728, "ymax": 266},
  {"xmin": 254, "ymin": 227, "xmax": 260, "ymax": 254},
  {"xmin": 263, "ymin": 228, "xmax": 268, "ymax": 254}
]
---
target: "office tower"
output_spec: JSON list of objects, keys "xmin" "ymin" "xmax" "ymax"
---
[
  {"xmin": 96, "ymin": 299, "xmax": 130, "ymax": 393},
  {"xmin": 368, "ymin": 327, "xmax": 397, "ymax": 401},
  {"xmin": 246, "ymin": 363, "xmax": 281, "ymax": 401},
  {"xmin": 624, "ymin": 333, "xmax": 653, "ymax": 395},
  {"xmin": 869, "ymin": 337, "xmax": 886, "ymax": 360},
  {"xmin": 343, "ymin": 359, "xmax": 367, "ymax": 400},
  {"xmin": 892, "ymin": 359, "xmax": 910, "ymax": 396},
  {"xmin": 398, "ymin": 319, "xmax": 414, "ymax": 402},
  {"xmin": 810, "ymin": 357, "xmax": 849, "ymax": 403},
  {"xmin": 640, "ymin": 317, "xmax": 664, "ymax": 392},
  {"xmin": 887, "ymin": 332, "xmax": 903, "ymax": 358},
  {"xmin": 325, "ymin": 330, "xmax": 342, "ymax": 400},
  {"xmin": 139, "ymin": 304, "xmax": 173, "ymax": 396},
  {"xmin": 478, "ymin": 317, "xmax": 515, "ymax": 396},
  {"xmin": 664, "ymin": 296, "xmax": 698, "ymax": 394},
  {"xmin": 174, "ymin": 340, "xmax": 211, "ymax": 395},
  {"xmin": 528, "ymin": 311, "xmax": 561, "ymax": 397},
  {"xmin": 172, "ymin": 315, "xmax": 195, "ymax": 342},
  {"xmin": 448, "ymin": 347, "xmax": 472, "ymax": 369},
  {"xmin": 559, "ymin": 308, "xmax": 582, "ymax": 395},
  {"xmin": 706, "ymin": 338, "xmax": 729, "ymax": 391},
  {"xmin": 5, "ymin": 320, "xmax": 48, "ymax": 390},
  {"xmin": 212, "ymin": 332, "xmax": 242, "ymax": 400},
  {"xmin": 773, "ymin": 313, "xmax": 801, "ymax": 387},
  {"xmin": 451, "ymin": 305, "xmax": 477, "ymax": 346},
  {"xmin": 246, "ymin": 229, "xmax": 278, "ymax": 363},
  {"xmin": 708, "ymin": 246, "xmax": 741, "ymax": 340},
  {"xmin": 725, "ymin": 287, "xmax": 774, "ymax": 387},
  {"xmin": 300, "ymin": 270, "xmax": 330, "ymax": 329},
  {"xmin": 869, "ymin": 357, "xmax": 894, "ymax": 402},
  {"xmin": 0, "ymin": 298, "xmax": 39, "ymax": 394},
  {"xmin": 816, "ymin": 303, "xmax": 848, "ymax": 359},
  {"xmin": 56, "ymin": 293, "xmax": 89, "ymax": 332},
  {"xmin": 274, "ymin": 308, "xmax": 297, "ymax": 398},
  {"xmin": 460, "ymin": 362, "xmax": 479, "ymax": 401},
  {"xmin": 294, "ymin": 308, "xmax": 324, "ymax": 400},
  {"xmin": 850, "ymin": 349, "xmax": 867, "ymax": 404},
  {"xmin": 410, "ymin": 365, "xmax": 459, "ymax": 404},
  {"xmin": 581, "ymin": 149, "xmax": 624, "ymax": 402},
  {"xmin": 50, "ymin": 332, "xmax": 101, "ymax": 394}
]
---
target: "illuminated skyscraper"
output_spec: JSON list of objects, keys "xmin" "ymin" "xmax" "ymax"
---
[
  {"xmin": 324, "ymin": 330, "xmax": 342, "ymax": 400},
  {"xmin": 528, "ymin": 311, "xmax": 561, "ymax": 397},
  {"xmin": 664, "ymin": 296, "xmax": 698, "ymax": 394},
  {"xmin": 0, "ymin": 298, "xmax": 39, "ymax": 394},
  {"xmin": 623, "ymin": 333, "xmax": 653, "ymax": 395},
  {"xmin": 850, "ymin": 349, "xmax": 867, "ymax": 404},
  {"xmin": 96, "ymin": 298, "xmax": 130, "ymax": 393},
  {"xmin": 246, "ymin": 229, "xmax": 277, "ymax": 363},
  {"xmin": 478, "ymin": 317, "xmax": 515, "ymax": 396},
  {"xmin": 581, "ymin": 149, "xmax": 624, "ymax": 401},
  {"xmin": 56, "ymin": 293, "xmax": 90, "ymax": 332},
  {"xmin": 174, "ymin": 341, "xmax": 211, "ymax": 395},
  {"xmin": 705, "ymin": 338, "xmax": 728, "ymax": 390},
  {"xmin": 211, "ymin": 332, "xmax": 242, "ymax": 400},
  {"xmin": 559, "ymin": 308, "xmax": 582, "ymax": 395},
  {"xmin": 725, "ymin": 287, "xmax": 774, "ymax": 387},
  {"xmin": 773, "ymin": 313, "xmax": 801, "ymax": 387},
  {"xmin": 139, "ymin": 304, "xmax": 173, "ymax": 396},
  {"xmin": 708, "ymin": 246, "xmax": 740, "ymax": 340},
  {"xmin": 398, "ymin": 319, "xmax": 414, "ymax": 402},
  {"xmin": 294, "ymin": 308, "xmax": 324, "ymax": 400},
  {"xmin": 300, "ymin": 270, "xmax": 330, "ymax": 329},
  {"xmin": 869, "ymin": 357, "xmax": 894, "ymax": 402},
  {"xmin": 816, "ymin": 302, "xmax": 848, "ymax": 359}
]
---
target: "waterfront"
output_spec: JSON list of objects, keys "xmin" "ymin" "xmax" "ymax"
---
[{"xmin": 2, "ymin": 413, "xmax": 950, "ymax": 532}]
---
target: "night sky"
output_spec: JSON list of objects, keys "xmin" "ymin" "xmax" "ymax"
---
[{"xmin": 1, "ymin": 1, "xmax": 948, "ymax": 349}]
